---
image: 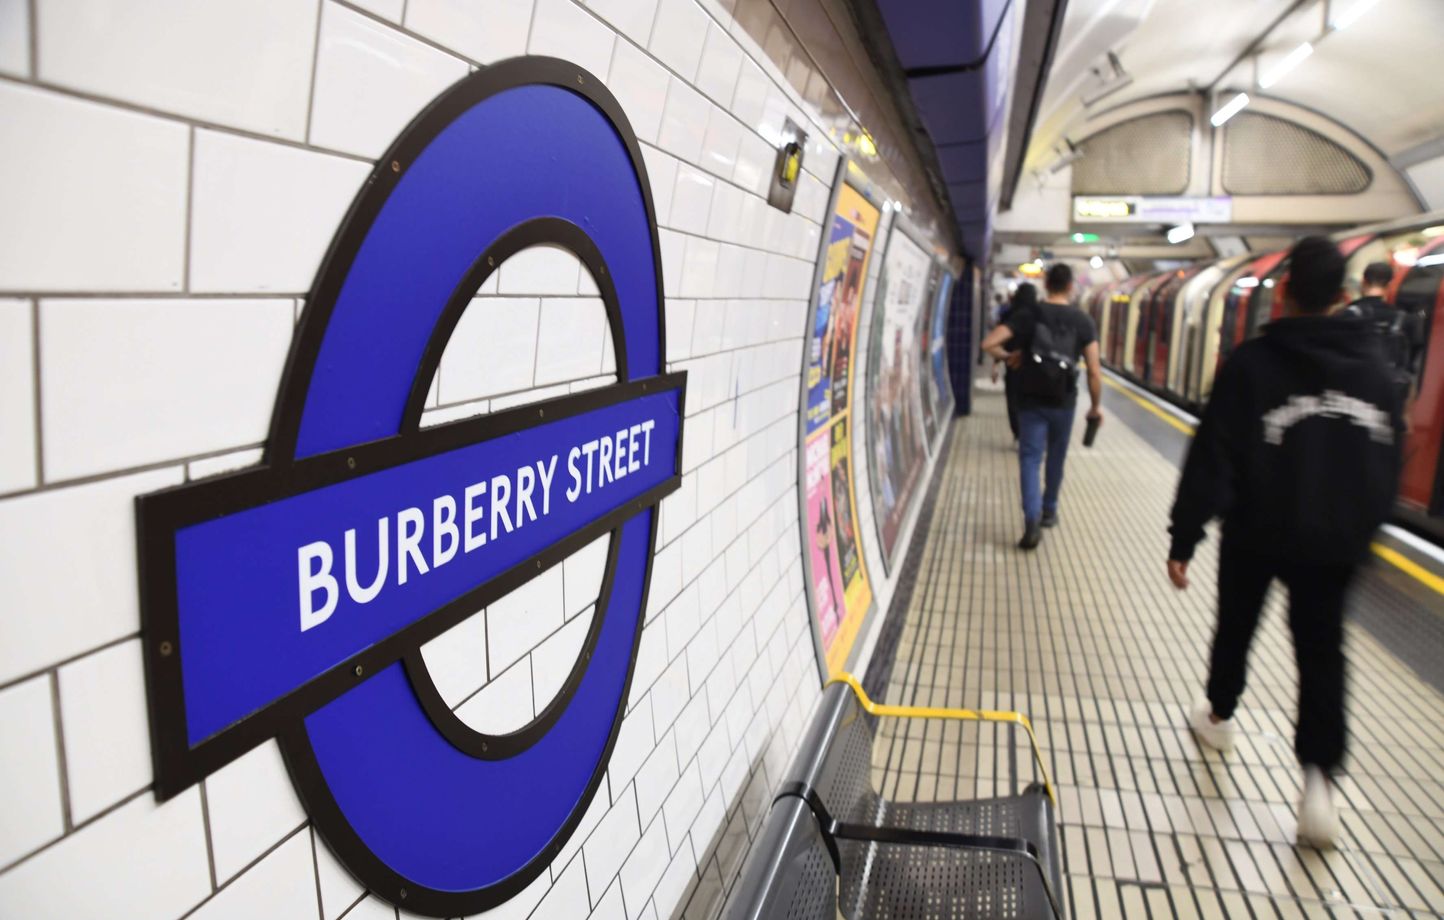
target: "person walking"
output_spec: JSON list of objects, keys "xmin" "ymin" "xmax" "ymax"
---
[
  {"xmin": 995, "ymin": 283, "xmax": 1039, "ymax": 441},
  {"xmin": 981, "ymin": 263, "xmax": 1103, "ymax": 549},
  {"xmin": 1342, "ymin": 261, "xmax": 1421, "ymax": 415},
  {"xmin": 1167, "ymin": 237, "xmax": 1403, "ymax": 849}
]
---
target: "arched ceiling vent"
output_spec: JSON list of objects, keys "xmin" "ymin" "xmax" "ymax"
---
[
  {"xmin": 1072, "ymin": 111, "xmax": 1193, "ymax": 195},
  {"xmin": 1223, "ymin": 113, "xmax": 1370, "ymax": 195}
]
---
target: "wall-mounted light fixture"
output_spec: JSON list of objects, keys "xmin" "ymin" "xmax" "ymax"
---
[
  {"xmin": 768, "ymin": 118, "xmax": 807, "ymax": 213},
  {"xmin": 1210, "ymin": 92, "xmax": 1250, "ymax": 127}
]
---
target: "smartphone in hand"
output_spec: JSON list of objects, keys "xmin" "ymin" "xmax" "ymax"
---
[{"xmin": 1083, "ymin": 415, "xmax": 1101, "ymax": 447}]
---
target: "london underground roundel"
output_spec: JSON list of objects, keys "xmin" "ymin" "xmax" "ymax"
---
[{"xmin": 137, "ymin": 58, "xmax": 684, "ymax": 916}]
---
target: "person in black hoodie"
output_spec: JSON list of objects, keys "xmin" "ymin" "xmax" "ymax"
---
[{"xmin": 1167, "ymin": 237, "xmax": 1402, "ymax": 849}]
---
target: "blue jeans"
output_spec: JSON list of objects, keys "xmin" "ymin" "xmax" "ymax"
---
[{"xmin": 1018, "ymin": 406, "xmax": 1076, "ymax": 523}]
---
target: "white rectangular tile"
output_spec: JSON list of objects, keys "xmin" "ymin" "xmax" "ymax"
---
[
  {"xmin": 57, "ymin": 639, "xmax": 151, "ymax": 824},
  {"xmin": 0, "ymin": 0, "xmax": 29, "ymax": 77},
  {"xmin": 419, "ymin": 609, "xmax": 489, "ymax": 708},
  {"xmin": 439, "ymin": 297, "xmax": 540, "ymax": 403},
  {"xmin": 531, "ymin": 609, "xmax": 590, "ymax": 706},
  {"xmin": 189, "ymin": 830, "xmax": 316, "ymax": 920},
  {"xmin": 635, "ymin": 730, "xmax": 679, "ymax": 825},
  {"xmin": 187, "ymin": 447, "xmax": 265, "ymax": 481},
  {"xmin": 486, "ymin": 566, "xmax": 565, "ymax": 675},
  {"xmin": 607, "ymin": 696, "xmax": 655, "ymax": 792},
  {"xmin": 0, "ymin": 788, "xmax": 210, "ymax": 919},
  {"xmin": 205, "ymin": 739, "xmax": 307, "ymax": 883},
  {"xmin": 37, "ymin": 0, "xmax": 315, "ymax": 139},
  {"xmin": 310, "ymin": 1, "xmax": 469, "ymax": 158},
  {"xmin": 190, "ymin": 130, "xmax": 369, "ymax": 294},
  {"xmin": 0, "ymin": 84, "xmax": 187, "ymax": 293},
  {"xmin": 733, "ymin": 132, "xmax": 772, "ymax": 196},
  {"xmin": 587, "ymin": 0, "xmax": 658, "ymax": 45},
  {"xmin": 498, "ymin": 246, "xmax": 582, "ymax": 295},
  {"xmin": 529, "ymin": 0, "xmax": 615, "ymax": 80},
  {"xmin": 39, "ymin": 298, "xmax": 294, "ymax": 481},
  {"xmin": 0, "ymin": 300, "xmax": 35, "ymax": 494},
  {"xmin": 532, "ymin": 850, "xmax": 590, "ymax": 920},
  {"xmin": 608, "ymin": 40, "xmax": 669, "ymax": 145},
  {"xmin": 534, "ymin": 297, "xmax": 607, "ymax": 385},
  {"xmin": 640, "ymin": 146, "xmax": 678, "ymax": 225},
  {"xmin": 695, "ymin": 21, "xmax": 743, "ymax": 105},
  {"xmin": 0, "ymin": 466, "xmax": 182, "ymax": 684},
  {"xmin": 620, "ymin": 816, "xmax": 669, "ymax": 919},
  {"xmin": 0, "ymin": 675, "xmax": 64, "ymax": 867},
  {"xmin": 454, "ymin": 657, "xmax": 533, "ymax": 734},
  {"xmin": 669, "ymin": 164, "xmax": 715, "ymax": 235},
  {"xmin": 582, "ymin": 785, "xmax": 640, "ymax": 898},
  {"xmin": 662, "ymin": 763, "xmax": 703, "ymax": 853},
  {"xmin": 647, "ymin": 0, "xmax": 706, "ymax": 81},
  {"xmin": 348, "ymin": 0, "xmax": 404, "ymax": 21},
  {"xmin": 656, "ymin": 78, "xmax": 708, "ymax": 164},
  {"xmin": 564, "ymin": 534, "xmax": 611, "ymax": 616},
  {"xmin": 730, "ymin": 58, "xmax": 769, "ymax": 129},
  {"xmin": 652, "ymin": 842, "xmax": 697, "ymax": 919},
  {"xmin": 679, "ymin": 237, "xmax": 719, "ymax": 299},
  {"xmin": 407, "ymin": 0, "xmax": 532, "ymax": 64}
]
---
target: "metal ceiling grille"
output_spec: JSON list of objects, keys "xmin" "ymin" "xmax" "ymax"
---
[
  {"xmin": 1222, "ymin": 113, "xmax": 1371, "ymax": 195},
  {"xmin": 1072, "ymin": 111, "xmax": 1193, "ymax": 195}
]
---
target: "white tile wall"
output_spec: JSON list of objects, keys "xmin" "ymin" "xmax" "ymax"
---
[
  {"xmin": 189, "ymin": 130, "xmax": 371, "ymax": 293},
  {"xmin": 188, "ymin": 831, "xmax": 316, "ymax": 920},
  {"xmin": 406, "ymin": 0, "xmax": 533, "ymax": 64},
  {"xmin": 0, "ymin": 675, "xmax": 64, "ymax": 868},
  {"xmin": 0, "ymin": 0, "xmax": 28, "ymax": 76},
  {"xmin": 56, "ymin": 639, "xmax": 151, "ymax": 823},
  {"xmin": 0, "ymin": 789, "xmax": 211, "ymax": 919},
  {"xmin": 0, "ymin": 83, "xmax": 188, "ymax": 293},
  {"xmin": 0, "ymin": 465, "xmax": 182, "ymax": 684},
  {"xmin": 205, "ymin": 740, "xmax": 307, "ymax": 883},
  {"xmin": 529, "ymin": 0, "xmax": 615, "ymax": 80},
  {"xmin": 0, "ymin": 2, "xmax": 951, "ymax": 918},
  {"xmin": 36, "ymin": 0, "xmax": 316, "ymax": 139},
  {"xmin": 309, "ymin": 1, "xmax": 468, "ymax": 158},
  {"xmin": 39, "ymin": 298, "xmax": 295, "ymax": 481},
  {"xmin": 648, "ymin": 0, "xmax": 708, "ymax": 81},
  {"xmin": 0, "ymin": 300, "xmax": 35, "ymax": 494}
]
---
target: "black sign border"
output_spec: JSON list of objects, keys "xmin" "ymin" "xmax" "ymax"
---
[{"xmin": 136, "ymin": 56, "xmax": 680, "ymax": 916}]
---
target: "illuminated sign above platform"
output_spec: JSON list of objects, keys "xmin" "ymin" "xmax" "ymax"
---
[
  {"xmin": 138, "ymin": 58, "xmax": 683, "ymax": 917},
  {"xmin": 1073, "ymin": 195, "xmax": 1233, "ymax": 224}
]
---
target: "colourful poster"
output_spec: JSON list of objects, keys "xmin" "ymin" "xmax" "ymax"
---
[
  {"xmin": 928, "ymin": 270, "xmax": 955, "ymax": 440},
  {"xmin": 864, "ymin": 227, "xmax": 931, "ymax": 568},
  {"xmin": 801, "ymin": 182, "xmax": 878, "ymax": 675}
]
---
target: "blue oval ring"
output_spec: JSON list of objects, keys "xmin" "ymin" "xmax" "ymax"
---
[{"xmin": 268, "ymin": 58, "xmax": 675, "ymax": 915}]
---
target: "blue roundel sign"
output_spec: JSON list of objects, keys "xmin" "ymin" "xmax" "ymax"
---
[{"xmin": 138, "ymin": 58, "xmax": 684, "ymax": 915}]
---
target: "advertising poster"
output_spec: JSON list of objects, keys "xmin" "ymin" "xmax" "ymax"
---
[
  {"xmin": 922, "ymin": 267, "xmax": 954, "ymax": 446},
  {"xmin": 915, "ymin": 262, "xmax": 943, "ymax": 447},
  {"xmin": 864, "ymin": 226, "xmax": 931, "ymax": 568},
  {"xmin": 801, "ymin": 180, "xmax": 879, "ymax": 675}
]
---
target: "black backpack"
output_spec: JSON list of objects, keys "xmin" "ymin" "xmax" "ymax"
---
[
  {"xmin": 1018, "ymin": 309, "xmax": 1080, "ymax": 403},
  {"xmin": 1346, "ymin": 299, "xmax": 1417, "ymax": 398}
]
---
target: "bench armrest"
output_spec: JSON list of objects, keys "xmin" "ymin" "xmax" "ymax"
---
[{"xmin": 827, "ymin": 672, "xmax": 1057, "ymax": 807}]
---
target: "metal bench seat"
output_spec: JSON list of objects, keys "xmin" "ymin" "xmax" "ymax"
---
[{"xmin": 725, "ymin": 676, "xmax": 1065, "ymax": 920}]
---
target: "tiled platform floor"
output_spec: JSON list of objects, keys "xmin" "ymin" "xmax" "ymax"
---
[{"xmin": 872, "ymin": 386, "xmax": 1444, "ymax": 919}]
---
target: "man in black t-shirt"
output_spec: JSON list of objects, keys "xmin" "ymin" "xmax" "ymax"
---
[
  {"xmin": 1342, "ymin": 261, "xmax": 1421, "ymax": 414},
  {"xmin": 981, "ymin": 264, "xmax": 1103, "ymax": 549}
]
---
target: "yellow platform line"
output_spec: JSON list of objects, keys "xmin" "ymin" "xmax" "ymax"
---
[{"xmin": 1102, "ymin": 375, "xmax": 1444, "ymax": 597}]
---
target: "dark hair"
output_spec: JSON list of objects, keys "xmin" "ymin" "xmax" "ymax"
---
[
  {"xmin": 1286, "ymin": 236, "xmax": 1345, "ymax": 314},
  {"xmin": 1045, "ymin": 262, "xmax": 1073, "ymax": 295},
  {"xmin": 1011, "ymin": 282, "xmax": 1038, "ymax": 311},
  {"xmin": 1362, "ymin": 261, "xmax": 1394, "ymax": 290}
]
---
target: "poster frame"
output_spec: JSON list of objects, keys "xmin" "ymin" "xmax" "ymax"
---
[
  {"xmin": 795, "ymin": 157, "xmax": 886, "ymax": 681},
  {"xmin": 862, "ymin": 213, "xmax": 935, "ymax": 576}
]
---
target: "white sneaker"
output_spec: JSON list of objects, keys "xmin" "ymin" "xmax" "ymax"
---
[
  {"xmin": 1188, "ymin": 697, "xmax": 1236, "ymax": 753},
  {"xmin": 1296, "ymin": 767, "xmax": 1340, "ymax": 849}
]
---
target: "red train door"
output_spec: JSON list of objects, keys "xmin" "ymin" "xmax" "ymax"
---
[{"xmin": 1395, "ymin": 241, "xmax": 1444, "ymax": 513}]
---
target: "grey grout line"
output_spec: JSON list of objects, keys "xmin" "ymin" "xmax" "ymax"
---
[
  {"xmin": 199, "ymin": 780, "xmax": 218, "ymax": 892},
  {"xmin": 183, "ymin": 125, "xmax": 195, "ymax": 294},
  {"xmin": 47, "ymin": 670, "xmax": 72, "ymax": 834},
  {"xmin": 303, "ymin": 0, "xmax": 324, "ymax": 144},
  {"xmin": 29, "ymin": 297, "xmax": 43, "ymax": 487},
  {"xmin": 309, "ymin": 828, "xmax": 327, "ymax": 920}
]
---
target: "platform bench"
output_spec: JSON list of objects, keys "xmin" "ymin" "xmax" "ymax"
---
[{"xmin": 724, "ymin": 676, "xmax": 1066, "ymax": 920}]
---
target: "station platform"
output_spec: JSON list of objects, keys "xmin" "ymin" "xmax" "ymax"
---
[{"xmin": 864, "ymin": 381, "xmax": 1444, "ymax": 919}]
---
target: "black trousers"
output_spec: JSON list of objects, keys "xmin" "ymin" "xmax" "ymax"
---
[
  {"xmin": 1205, "ymin": 538, "xmax": 1357, "ymax": 774},
  {"xmin": 1003, "ymin": 368, "xmax": 1020, "ymax": 439}
]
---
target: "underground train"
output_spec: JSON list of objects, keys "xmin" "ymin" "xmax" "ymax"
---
[{"xmin": 1080, "ymin": 214, "xmax": 1444, "ymax": 538}]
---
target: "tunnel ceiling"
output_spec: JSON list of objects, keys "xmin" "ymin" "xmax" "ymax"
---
[{"xmin": 1025, "ymin": 0, "xmax": 1444, "ymax": 202}]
